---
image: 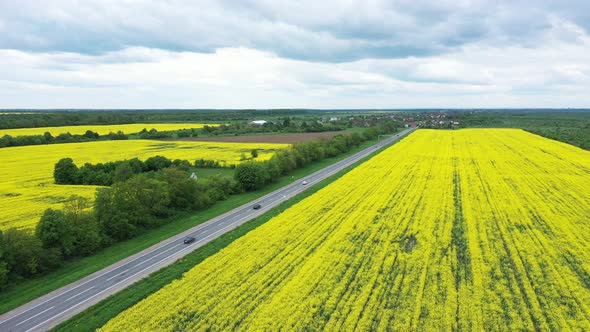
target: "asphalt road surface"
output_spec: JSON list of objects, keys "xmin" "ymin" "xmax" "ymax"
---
[{"xmin": 0, "ymin": 127, "xmax": 416, "ymax": 332}]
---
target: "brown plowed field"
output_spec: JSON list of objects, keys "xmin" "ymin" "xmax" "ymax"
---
[{"xmin": 174, "ymin": 131, "xmax": 348, "ymax": 144}]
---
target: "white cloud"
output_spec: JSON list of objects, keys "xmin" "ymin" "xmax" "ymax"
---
[
  {"xmin": 1, "ymin": 23, "xmax": 590, "ymax": 109},
  {"xmin": 0, "ymin": 1, "xmax": 589, "ymax": 108}
]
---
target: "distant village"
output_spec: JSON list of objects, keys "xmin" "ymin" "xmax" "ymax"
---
[
  {"xmin": 398, "ymin": 112, "xmax": 461, "ymax": 129},
  {"xmin": 249, "ymin": 111, "xmax": 462, "ymax": 130},
  {"xmin": 325, "ymin": 111, "xmax": 462, "ymax": 129}
]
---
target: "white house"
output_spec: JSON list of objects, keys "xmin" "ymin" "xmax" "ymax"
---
[{"xmin": 250, "ymin": 120, "xmax": 268, "ymax": 125}]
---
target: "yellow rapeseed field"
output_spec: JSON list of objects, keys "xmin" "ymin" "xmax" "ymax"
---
[
  {"xmin": 0, "ymin": 123, "xmax": 214, "ymax": 137},
  {"xmin": 100, "ymin": 129, "xmax": 590, "ymax": 331},
  {"xmin": 0, "ymin": 140, "xmax": 286, "ymax": 231}
]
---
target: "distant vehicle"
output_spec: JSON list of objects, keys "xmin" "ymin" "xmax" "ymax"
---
[
  {"xmin": 183, "ymin": 236, "xmax": 196, "ymax": 244},
  {"xmin": 302, "ymin": 181, "xmax": 308, "ymax": 185},
  {"xmin": 253, "ymin": 204, "xmax": 262, "ymax": 210}
]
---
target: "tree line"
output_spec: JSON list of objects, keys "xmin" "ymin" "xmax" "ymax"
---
[
  {"xmin": 0, "ymin": 130, "xmax": 130, "ymax": 148},
  {"xmin": 54, "ymin": 155, "xmax": 227, "ymax": 186},
  {"xmin": 0, "ymin": 122, "xmax": 398, "ymax": 290},
  {"xmin": 233, "ymin": 123, "xmax": 397, "ymax": 190}
]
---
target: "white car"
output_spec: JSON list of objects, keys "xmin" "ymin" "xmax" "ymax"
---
[{"xmin": 302, "ymin": 181, "xmax": 308, "ymax": 185}]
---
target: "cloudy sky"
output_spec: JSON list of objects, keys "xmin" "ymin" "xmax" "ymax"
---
[{"xmin": 1, "ymin": 0, "xmax": 589, "ymax": 109}]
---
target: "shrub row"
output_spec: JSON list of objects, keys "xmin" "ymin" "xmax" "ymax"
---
[
  {"xmin": 54, "ymin": 156, "xmax": 225, "ymax": 186},
  {"xmin": 234, "ymin": 123, "xmax": 398, "ymax": 190},
  {"xmin": 0, "ymin": 130, "xmax": 129, "ymax": 148}
]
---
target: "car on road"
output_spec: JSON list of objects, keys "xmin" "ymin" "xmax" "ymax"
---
[
  {"xmin": 183, "ymin": 236, "xmax": 196, "ymax": 244},
  {"xmin": 302, "ymin": 180, "xmax": 308, "ymax": 185},
  {"xmin": 253, "ymin": 204, "xmax": 262, "ymax": 210}
]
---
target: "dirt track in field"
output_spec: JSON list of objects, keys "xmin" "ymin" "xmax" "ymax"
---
[{"xmin": 173, "ymin": 131, "xmax": 348, "ymax": 144}]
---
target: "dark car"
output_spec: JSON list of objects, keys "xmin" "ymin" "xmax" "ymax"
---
[
  {"xmin": 183, "ymin": 236, "xmax": 196, "ymax": 244},
  {"xmin": 253, "ymin": 204, "xmax": 262, "ymax": 210}
]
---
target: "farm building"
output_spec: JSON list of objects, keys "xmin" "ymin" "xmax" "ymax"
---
[{"xmin": 250, "ymin": 120, "xmax": 268, "ymax": 126}]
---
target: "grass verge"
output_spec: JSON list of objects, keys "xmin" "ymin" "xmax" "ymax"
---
[
  {"xmin": 0, "ymin": 133, "xmax": 398, "ymax": 315},
  {"xmin": 52, "ymin": 131, "xmax": 406, "ymax": 331}
]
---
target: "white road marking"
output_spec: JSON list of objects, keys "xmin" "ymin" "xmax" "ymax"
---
[
  {"xmin": 64, "ymin": 287, "xmax": 95, "ymax": 302},
  {"xmin": 15, "ymin": 306, "xmax": 54, "ymax": 326},
  {"xmin": 0, "ymin": 272, "xmax": 104, "ymax": 325},
  {"xmin": 105, "ymin": 268, "xmax": 130, "ymax": 282},
  {"xmin": 143, "ymin": 243, "xmax": 184, "ymax": 262},
  {"xmin": 104, "ymin": 243, "xmax": 182, "ymax": 282}
]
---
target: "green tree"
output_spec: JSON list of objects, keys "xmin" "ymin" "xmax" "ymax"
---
[
  {"xmin": 282, "ymin": 117, "xmax": 291, "ymax": 127},
  {"xmin": 70, "ymin": 212, "xmax": 102, "ymax": 256},
  {"xmin": 2, "ymin": 228, "xmax": 48, "ymax": 277},
  {"xmin": 36, "ymin": 208, "xmax": 75, "ymax": 256},
  {"xmin": 264, "ymin": 158, "xmax": 282, "ymax": 182},
  {"xmin": 0, "ymin": 260, "xmax": 7, "ymax": 289},
  {"xmin": 108, "ymin": 130, "xmax": 128, "ymax": 140},
  {"xmin": 157, "ymin": 168, "xmax": 200, "ymax": 209},
  {"xmin": 362, "ymin": 127, "xmax": 380, "ymax": 140},
  {"xmin": 77, "ymin": 164, "xmax": 110, "ymax": 185},
  {"xmin": 83, "ymin": 130, "xmax": 99, "ymax": 139},
  {"xmin": 96, "ymin": 176, "xmax": 171, "ymax": 241},
  {"xmin": 43, "ymin": 131, "xmax": 54, "ymax": 142},
  {"xmin": 128, "ymin": 158, "xmax": 146, "ymax": 173},
  {"xmin": 63, "ymin": 195, "xmax": 91, "ymax": 217},
  {"xmin": 112, "ymin": 162, "xmax": 134, "ymax": 183},
  {"xmin": 63, "ymin": 196, "xmax": 102, "ymax": 255},
  {"xmin": 0, "ymin": 231, "xmax": 8, "ymax": 288},
  {"xmin": 54, "ymin": 158, "xmax": 79, "ymax": 184},
  {"xmin": 251, "ymin": 149, "xmax": 259, "ymax": 158},
  {"xmin": 145, "ymin": 156, "xmax": 172, "ymax": 171},
  {"xmin": 95, "ymin": 187, "xmax": 136, "ymax": 242},
  {"xmin": 234, "ymin": 162, "xmax": 269, "ymax": 191},
  {"xmin": 56, "ymin": 132, "xmax": 73, "ymax": 142},
  {"xmin": 205, "ymin": 176, "xmax": 237, "ymax": 201},
  {"xmin": 274, "ymin": 151, "xmax": 297, "ymax": 174},
  {"xmin": 127, "ymin": 176, "xmax": 171, "ymax": 218}
]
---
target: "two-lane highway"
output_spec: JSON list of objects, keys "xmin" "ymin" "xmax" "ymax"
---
[{"xmin": 0, "ymin": 127, "xmax": 416, "ymax": 332}]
